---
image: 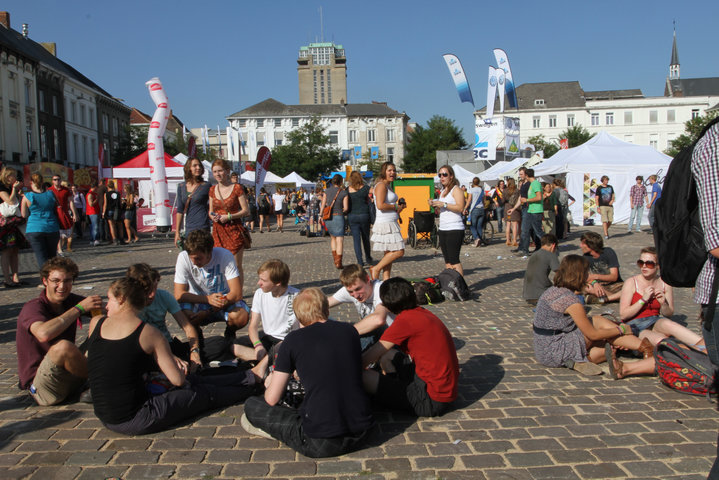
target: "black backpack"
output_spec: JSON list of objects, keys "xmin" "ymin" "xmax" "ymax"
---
[
  {"xmin": 410, "ymin": 279, "xmax": 444, "ymax": 305},
  {"xmin": 653, "ymin": 116, "xmax": 719, "ymax": 288},
  {"xmin": 436, "ymin": 268, "xmax": 472, "ymax": 301}
]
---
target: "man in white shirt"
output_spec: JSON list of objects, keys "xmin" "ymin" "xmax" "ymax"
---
[
  {"xmin": 234, "ymin": 259, "xmax": 299, "ymax": 361},
  {"xmin": 328, "ymin": 264, "xmax": 394, "ymax": 351},
  {"xmin": 174, "ymin": 230, "xmax": 250, "ymax": 340}
]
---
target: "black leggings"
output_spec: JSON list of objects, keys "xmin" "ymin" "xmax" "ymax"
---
[{"xmin": 438, "ymin": 229, "xmax": 464, "ymax": 265}]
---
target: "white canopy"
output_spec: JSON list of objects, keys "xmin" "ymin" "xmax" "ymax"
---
[
  {"xmin": 533, "ymin": 131, "xmax": 672, "ymax": 225},
  {"xmin": 434, "ymin": 164, "xmax": 477, "ymax": 186},
  {"xmin": 280, "ymin": 172, "xmax": 314, "ymax": 188},
  {"xmin": 172, "ymin": 153, "xmax": 211, "ymax": 181},
  {"xmin": 479, "ymin": 157, "xmax": 527, "ymax": 183},
  {"xmin": 240, "ymin": 170, "xmax": 285, "ymax": 190}
]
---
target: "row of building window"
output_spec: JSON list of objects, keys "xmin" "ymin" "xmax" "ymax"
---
[{"xmin": 533, "ymin": 108, "xmax": 702, "ymax": 128}]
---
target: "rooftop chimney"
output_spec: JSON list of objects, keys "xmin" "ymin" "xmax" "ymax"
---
[
  {"xmin": 21, "ymin": 23, "xmax": 28, "ymax": 38},
  {"xmin": 0, "ymin": 12, "xmax": 10, "ymax": 29}
]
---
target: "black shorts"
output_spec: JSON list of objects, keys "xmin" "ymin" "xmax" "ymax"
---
[
  {"xmin": 438, "ymin": 229, "xmax": 464, "ymax": 265},
  {"xmin": 375, "ymin": 351, "xmax": 450, "ymax": 417}
]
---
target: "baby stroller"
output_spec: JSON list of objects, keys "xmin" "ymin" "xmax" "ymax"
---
[{"xmin": 407, "ymin": 210, "xmax": 439, "ymax": 249}]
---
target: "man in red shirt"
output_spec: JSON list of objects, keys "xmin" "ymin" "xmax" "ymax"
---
[
  {"xmin": 49, "ymin": 175, "xmax": 78, "ymax": 254},
  {"xmin": 16, "ymin": 257, "xmax": 102, "ymax": 405},
  {"xmin": 362, "ymin": 277, "xmax": 459, "ymax": 417}
]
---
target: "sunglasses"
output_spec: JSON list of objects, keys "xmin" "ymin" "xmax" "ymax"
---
[
  {"xmin": 438, "ymin": 172, "xmax": 450, "ymax": 178},
  {"xmin": 637, "ymin": 260, "xmax": 657, "ymax": 268}
]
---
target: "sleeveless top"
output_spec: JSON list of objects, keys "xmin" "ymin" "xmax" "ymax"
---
[
  {"xmin": 87, "ymin": 317, "xmax": 153, "ymax": 425},
  {"xmin": 374, "ymin": 183, "xmax": 398, "ymax": 224},
  {"xmin": 86, "ymin": 190, "xmax": 99, "ymax": 216},
  {"xmin": 438, "ymin": 186, "xmax": 464, "ymax": 231},
  {"xmin": 628, "ymin": 277, "xmax": 663, "ymax": 320},
  {"xmin": 25, "ymin": 190, "xmax": 59, "ymax": 233}
]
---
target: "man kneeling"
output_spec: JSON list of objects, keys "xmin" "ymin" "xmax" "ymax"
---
[
  {"xmin": 242, "ymin": 287, "xmax": 374, "ymax": 458},
  {"xmin": 362, "ymin": 277, "xmax": 459, "ymax": 417}
]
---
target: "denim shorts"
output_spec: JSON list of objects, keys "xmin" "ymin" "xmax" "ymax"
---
[
  {"xmin": 626, "ymin": 315, "xmax": 660, "ymax": 332},
  {"xmin": 325, "ymin": 215, "xmax": 345, "ymax": 237}
]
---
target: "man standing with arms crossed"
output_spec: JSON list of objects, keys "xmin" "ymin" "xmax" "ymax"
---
[{"xmin": 647, "ymin": 174, "xmax": 662, "ymax": 232}]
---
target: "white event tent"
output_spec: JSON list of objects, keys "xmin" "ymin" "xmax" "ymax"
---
[
  {"xmin": 281, "ymin": 172, "xmax": 315, "ymax": 188},
  {"xmin": 240, "ymin": 170, "xmax": 285, "ymax": 191},
  {"xmin": 533, "ymin": 131, "xmax": 672, "ymax": 226}
]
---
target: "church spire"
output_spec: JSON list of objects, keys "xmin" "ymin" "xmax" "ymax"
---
[{"xmin": 669, "ymin": 23, "xmax": 680, "ymax": 80}]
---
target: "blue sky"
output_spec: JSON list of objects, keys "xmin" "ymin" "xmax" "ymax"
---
[{"xmin": 8, "ymin": 0, "xmax": 719, "ymax": 143}]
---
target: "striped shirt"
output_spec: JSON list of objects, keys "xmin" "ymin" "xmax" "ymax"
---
[
  {"xmin": 629, "ymin": 184, "xmax": 647, "ymax": 208},
  {"xmin": 691, "ymin": 122, "xmax": 719, "ymax": 304}
]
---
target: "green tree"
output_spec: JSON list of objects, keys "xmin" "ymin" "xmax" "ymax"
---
[
  {"xmin": 665, "ymin": 113, "xmax": 719, "ymax": 157},
  {"xmin": 270, "ymin": 116, "xmax": 342, "ymax": 180},
  {"xmin": 403, "ymin": 115, "xmax": 468, "ymax": 173},
  {"xmin": 527, "ymin": 134, "xmax": 559, "ymax": 158},
  {"xmin": 558, "ymin": 124, "xmax": 594, "ymax": 150},
  {"xmin": 113, "ymin": 125, "xmax": 216, "ymax": 165},
  {"xmin": 357, "ymin": 151, "xmax": 384, "ymax": 178}
]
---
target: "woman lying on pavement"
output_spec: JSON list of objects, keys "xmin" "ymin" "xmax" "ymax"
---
[
  {"xmin": 87, "ymin": 277, "xmax": 266, "ymax": 435},
  {"xmin": 533, "ymin": 254, "xmax": 653, "ymax": 376},
  {"xmin": 619, "ymin": 246, "xmax": 706, "ymax": 350}
]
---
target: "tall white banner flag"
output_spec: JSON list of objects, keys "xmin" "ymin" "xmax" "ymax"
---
[{"xmin": 145, "ymin": 77, "xmax": 171, "ymax": 231}]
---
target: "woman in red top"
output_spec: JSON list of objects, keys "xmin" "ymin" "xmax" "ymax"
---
[
  {"xmin": 85, "ymin": 180, "xmax": 101, "ymax": 246},
  {"xmin": 619, "ymin": 246, "xmax": 705, "ymax": 350},
  {"xmin": 208, "ymin": 159, "xmax": 250, "ymax": 296}
]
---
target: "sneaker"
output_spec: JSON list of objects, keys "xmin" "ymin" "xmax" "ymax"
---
[
  {"xmin": 79, "ymin": 388, "xmax": 93, "ymax": 404},
  {"xmin": 240, "ymin": 413, "xmax": 272, "ymax": 439},
  {"xmin": 93, "ymin": 240, "xmax": 101, "ymax": 246},
  {"xmin": 604, "ymin": 235, "xmax": 609, "ymax": 239}
]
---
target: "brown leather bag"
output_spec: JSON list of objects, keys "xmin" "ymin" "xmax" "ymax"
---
[{"xmin": 322, "ymin": 189, "xmax": 341, "ymax": 221}]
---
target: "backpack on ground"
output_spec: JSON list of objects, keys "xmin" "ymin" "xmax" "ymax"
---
[
  {"xmin": 409, "ymin": 278, "xmax": 444, "ymax": 305},
  {"xmin": 653, "ymin": 116, "xmax": 719, "ymax": 288},
  {"xmin": 654, "ymin": 338, "xmax": 717, "ymax": 398},
  {"xmin": 436, "ymin": 268, "xmax": 472, "ymax": 301}
]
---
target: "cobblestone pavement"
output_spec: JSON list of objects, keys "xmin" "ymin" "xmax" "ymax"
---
[{"xmin": 0, "ymin": 223, "xmax": 716, "ymax": 479}]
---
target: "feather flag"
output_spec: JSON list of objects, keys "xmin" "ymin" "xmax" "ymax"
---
[
  {"xmin": 486, "ymin": 66, "xmax": 498, "ymax": 121},
  {"xmin": 442, "ymin": 54, "xmax": 474, "ymax": 106},
  {"xmin": 493, "ymin": 49, "xmax": 518, "ymax": 109}
]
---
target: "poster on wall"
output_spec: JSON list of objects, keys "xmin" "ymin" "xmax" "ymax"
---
[
  {"xmin": 474, "ymin": 123, "xmax": 499, "ymax": 162},
  {"xmin": 23, "ymin": 163, "xmax": 73, "ymax": 187},
  {"xmin": 583, "ymin": 174, "xmax": 599, "ymax": 223}
]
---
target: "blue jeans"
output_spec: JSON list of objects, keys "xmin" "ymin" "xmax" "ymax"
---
[
  {"xmin": 89, "ymin": 214, "xmax": 100, "ymax": 242},
  {"xmin": 495, "ymin": 206, "xmax": 504, "ymax": 233},
  {"xmin": 628, "ymin": 205, "xmax": 643, "ymax": 232},
  {"xmin": 348, "ymin": 213, "xmax": 373, "ymax": 265},
  {"xmin": 519, "ymin": 210, "xmax": 542, "ymax": 253},
  {"xmin": 469, "ymin": 207, "xmax": 484, "ymax": 241},
  {"xmin": 25, "ymin": 231, "xmax": 60, "ymax": 269},
  {"xmin": 648, "ymin": 204, "xmax": 656, "ymax": 229},
  {"xmin": 626, "ymin": 315, "xmax": 660, "ymax": 332}
]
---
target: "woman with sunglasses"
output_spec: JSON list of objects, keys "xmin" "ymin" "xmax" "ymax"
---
[
  {"xmin": 431, "ymin": 165, "xmax": 466, "ymax": 273},
  {"xmin": 618, "ymin": 246, "xmax": 705, "ymax": 349}
]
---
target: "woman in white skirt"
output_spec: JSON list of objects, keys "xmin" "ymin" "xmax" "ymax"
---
[{"xmin": 370, "ymin": 162, "xmax": 405, "ymax": 280}]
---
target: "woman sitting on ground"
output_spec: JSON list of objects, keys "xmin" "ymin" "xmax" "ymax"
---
[
  {"xmin": 533, "ymin": 254, "xmax": 652, "ymax": 376},
  {"xmin": 619, "ymin": 246, "xmax": 706, "ymax": 350},
  {"xmin": 87, "ymin": 277, "xmax": 266, "ymax": 435}
]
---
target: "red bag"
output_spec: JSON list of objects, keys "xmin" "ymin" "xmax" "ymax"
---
[{"xmin": 56, "ymin": 206, "xmax": 73, "ymax": 230}]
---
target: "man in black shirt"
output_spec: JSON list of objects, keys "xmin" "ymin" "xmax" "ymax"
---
[
  {"xmin": 242, "ymin": 287, "xmax": 374, "ymax": 458},
  {"xmin": 581, "ymin": 232, "xmax": 623, "ymax": 303}
]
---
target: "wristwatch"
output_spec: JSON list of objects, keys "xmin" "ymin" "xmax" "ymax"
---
[
  {"xmin": 443, "ymin": 202, "xmax": 448, "ymax": 209},
  {"xmin": 190, "ymin": 348, "xmax": 200, "ymax": 354}
]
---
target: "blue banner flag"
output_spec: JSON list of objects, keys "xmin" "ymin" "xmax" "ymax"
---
[
  {"xmin": 493, "ymin": 49, "xmax": 518, "ymax": 109},
  {"xmin": 442, "ymin": 54, "xmax": 474, "ymax": 106},
  {"xmin": 370, "ymin": 146, "xmax": 379, "ymax": 159},
  {"xmin": 353, "ymin": 146, "xmax": 362, "ymax": 159}
]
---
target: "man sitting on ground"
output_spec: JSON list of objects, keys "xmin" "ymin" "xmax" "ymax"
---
[
  {"xmin": 523, "ymin": 234, "xmax": 560, "ymax": 305},
  {"xmin": 127, "ymin": 263, "xmax": 202, "ymax": 370},
  {"xmin": 233, "ymin": 259, "xmax": 298, "ymax": 362},
  {"xmin": 362, "ymin": 277, "xmax": 459, "ymax": 417},
  {"xmin": 242, "ymin": 287, "xmax": 374, "ymax": 458},
  {"xmin": 174, "ymin": 229, "xmax": 249, "ymax": 340},
  {"xmin": 328, "ymin": 264, "xmax": 394, "ymax": 350},
  {"xmin": 16, "ymin": 257, "xmax": 102, "ymax": 405},
  {"xmin": 581, "ymin": 231, "xmax": 623, "ymax": 304}
]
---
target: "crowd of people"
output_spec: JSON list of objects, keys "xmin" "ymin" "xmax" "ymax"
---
[{"xmin": 5, "ymin": 149, "xmax": 717, "ymax": 468}]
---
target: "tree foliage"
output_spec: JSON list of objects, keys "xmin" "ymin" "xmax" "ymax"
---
[
  {"xmin": 269, "ymin": 116, "xmax": 342, "ymax": 180},
  {"xmin": 665, "ymin": 113, "xmax": 719, "ymax": 157},
  {"xmin": 403, "ymin": 115, "xmax": 468, "ymax": 173},
  {"xmin": 559, "ymin": 125, "xmax": 594, "ymax": 150},
  {"xmin": 527, "ymin": 134, "xmax": 559, "ymax": 159}
]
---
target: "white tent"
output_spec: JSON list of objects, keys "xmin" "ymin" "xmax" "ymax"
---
[
  {"xmin": 479, "ymin": 157, "xmax": 527, "ymax": 184},
  {"xmin": 504, "ymin": 154, "xmax": 545, "ymax": 180},
  {"xmin": 240, "ymin": 170, "xmax": 285, "ymax": 191},
  {"xmin": 172, "ymin": 153, "xmax": 211, "ymax": 181},
  {"xmin": 280, "ymin": 172, "xmax": 314, "ymax": 188},
  {"xmin": 434, "ymin": 164, "xmax": 477, "ymax": 186},
  {"xmin": 533, "ymin": 131, "xmax": 671, "ymax": 226}
]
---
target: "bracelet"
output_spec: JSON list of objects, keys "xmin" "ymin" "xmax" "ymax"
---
[
  {"xmin": 590, "ymin": 280, "xmax": 598, "ymax": 285},
  {"xmin": 637, "ymin": 299, "xmax": 646, "ymax": 306},
  {"xmin": 617, "ymin": 323, "xmax": 627, "ymax": 335},
  {"xmin": 228, "ymin": 212, "xmax": 232, "ymax": 221},
  {"xmin": 252, "ymin": 340, "xmax": 262, "ymax": 347},
  {"xmin": 74, "ymin": 304, "xmax": 86, "ymax": 314},
  {"xmin": 253, "ymin": 344, "xmax": 264, "ymax": 349}
]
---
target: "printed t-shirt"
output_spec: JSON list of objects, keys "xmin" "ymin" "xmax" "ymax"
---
[
  {"xmin": 174, "ymin": 247, "xmax": 239, "ymax": 296},
  {"xmin": 138, "ymin": 289, "xmax": 182, "ymax": 342},
  {"xmin": 251, "ymin": 286, "xmax": 300, "ymax": 339},
  {"xmin": 596, "ymin": 185, "xmax": 615, "ymax": 207},
  {"xmin": 380, "ymin": 307, "xmax": 459, "ymax": 403},
  {"xmin": 586, "ymin": 247, "xmax": 623, "ymax": 283}
]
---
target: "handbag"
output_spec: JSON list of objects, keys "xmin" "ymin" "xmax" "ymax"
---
[
  {"xmin": 0, "ymin": 201, "xmax": 20, "ymax": 217},
  {"xmin": 322, "ymin": 188, "xmax": 341, "ymax": 221},
  {"xmin": 177, "ymin": 183, "xmax": 196, "ymax": 250},
  {"xmin": 51, "ymin": 192, "xmax": 73, "ymax": 230}
]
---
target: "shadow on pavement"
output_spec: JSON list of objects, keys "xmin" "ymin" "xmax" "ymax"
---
[
  {"xmin": 454, "ymin": 354, "xmax": 505, "ymax": 409},
  {"xmin": 0, "ymin": 408, "xmax": 81, "ymax": 450},
  {"xmin": 472, "ymin": 270, "xmax": 524, "ymax": 290}
]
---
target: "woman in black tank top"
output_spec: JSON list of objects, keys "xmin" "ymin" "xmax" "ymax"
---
[{"xmin": 87, "ymin": 278, "xmax": 268, "ymax": 435}]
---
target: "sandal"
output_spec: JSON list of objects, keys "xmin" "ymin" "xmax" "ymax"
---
[{"xmin": 605, "ymin": 344, "xmax": 625, "ymax": 380}]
